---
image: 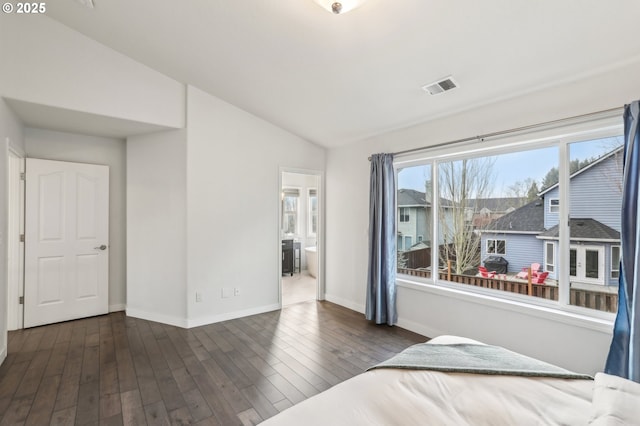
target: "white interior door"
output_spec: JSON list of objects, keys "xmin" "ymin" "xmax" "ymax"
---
[{"xmin": 24, "ymin": 158, "xmax": 109, "ymax": 328}]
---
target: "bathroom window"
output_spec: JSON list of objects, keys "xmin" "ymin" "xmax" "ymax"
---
[
  {"xmin": 308, "ymin": 188, "xmax": 317, "ymax": 237},
  {"xmin": 282, "ymin": 188, "xmax": 299, "ymax": 235}
]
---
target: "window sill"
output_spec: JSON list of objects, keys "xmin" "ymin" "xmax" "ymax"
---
[{"xmin": 396, "ymin": 277, "xmax": 614, "ymax": 334}]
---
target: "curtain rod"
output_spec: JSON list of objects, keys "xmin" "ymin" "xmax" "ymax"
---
[{"xmin": 368, "ymin": 106, "xmax": 623, "ymax": 161}]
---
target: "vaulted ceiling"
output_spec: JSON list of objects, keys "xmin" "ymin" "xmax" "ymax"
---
[{"xmin": 45, "ymin": 0, "xmax": 640, "ymax": 147}]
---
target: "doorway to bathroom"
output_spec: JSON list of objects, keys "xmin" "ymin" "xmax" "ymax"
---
[{"xmin": 279, "ymin": 169, "xmax": 323, "ymax": 307}]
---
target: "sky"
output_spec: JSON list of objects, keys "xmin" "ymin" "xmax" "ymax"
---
[{"xmin": 398, "ymin": 136, "xmax": 623, "ymax": 197}]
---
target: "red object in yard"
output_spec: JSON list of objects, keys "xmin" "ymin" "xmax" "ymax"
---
[
  {"xmin": 532, "ymin": 271, "xmax": 549, "ymax": 284},
  {"xmin": 478, "ymin": 266, "xmax": 496, "ymax": 278}
]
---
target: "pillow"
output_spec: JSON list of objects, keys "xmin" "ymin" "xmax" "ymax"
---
[{"xmin": 588, "ymin": 372, "xmax": 640, "ymax": 425}]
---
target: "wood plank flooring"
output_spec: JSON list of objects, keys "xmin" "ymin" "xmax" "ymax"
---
[{"xmin": 0, "ymin": 301, "xmax": 426, "ymax": 425}]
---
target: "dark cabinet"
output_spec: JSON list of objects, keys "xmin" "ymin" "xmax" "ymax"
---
[{"xmin": 282, "ymin": 239, "xmax": 300, "ymax": 276}]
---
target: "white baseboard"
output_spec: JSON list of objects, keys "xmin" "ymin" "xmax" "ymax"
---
[
  {"xmin": 324, "ymin": 293, "xmax": 365, "ymax": 314},
  {"xmin": 109, "ymin": 303, "xmax": 126, "ymax": 313},
  {"xmin": 126, "ymin": 303, "xmax": 282, "ymax": 329},
  {"xmin": 324, "ymin": 294, "xmax": 438, "ymax": 339},
  {"xmin": 0, "ymin": 345, "xmax": 6, "ymax": 366},
  {"xmin": 186, "ymin": 303, "xmax": 281, "ymax": 328},
  {"xmin": 396, "ymin": 316, "xmax": 441, "ymax": 340},
  {"xmin": 126, "ymin": 307, "xmax": 189, "ymax": 328}
]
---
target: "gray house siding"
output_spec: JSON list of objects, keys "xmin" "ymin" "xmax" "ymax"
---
[
  {"xmin": 398, "ymin": 206, "xmax": 430, "ymax": 250},
  {"xmin": 480, "ymin": 233, "xmax": 543, "ymax": 274},
  {"xmin": 416, "ymin": 208, "xmax": 428, "ymax": 243},
  {"xmin": 544, "ymin": 153, "xmax": 622, "ymax": 231}
]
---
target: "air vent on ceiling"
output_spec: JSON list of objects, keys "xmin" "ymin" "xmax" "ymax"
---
[{"xmin": 422, "ymin": 76, "xmax": 459, "ymax": 95}]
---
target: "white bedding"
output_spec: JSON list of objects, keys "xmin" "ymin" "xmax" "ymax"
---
[{"xmin": 260, "ymin": 336, "xmax": 594, "ymax": 426}]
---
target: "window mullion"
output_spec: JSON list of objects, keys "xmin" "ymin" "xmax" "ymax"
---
[
  {"xmin": 432, "ymin": 160, "xmax": 439, "ymax": 283},
  {"xmin": 558, "ymin": 144, "xmax": 570, "ymax": 306}
]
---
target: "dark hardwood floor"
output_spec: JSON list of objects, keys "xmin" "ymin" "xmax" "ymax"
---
[{"xmin": 0, "ymin": 301, "xmax": 426, "ymax": 425}]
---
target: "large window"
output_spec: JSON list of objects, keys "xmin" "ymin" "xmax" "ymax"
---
[
  {"xmin": 308, "ymin": 188, "xmax": 317, "ymax": 237},
  {"xmin": 282, "ymin": 188, "xmax": 299, "ymax": 235},
  {"xmin": 396, "ymin": 126, "xmax": 622, "ymax": 316}
]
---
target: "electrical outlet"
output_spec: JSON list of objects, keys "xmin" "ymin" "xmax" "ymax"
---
[
  {"xmin": 234, "ymin": 287, "xmax": 240, "ymax": 296},
  {"xmin": 195, "ymin": 292, "xmax": 202, "ymax": 302}
]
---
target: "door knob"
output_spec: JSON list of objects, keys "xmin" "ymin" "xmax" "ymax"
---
[{"xmin": 94, "ymin": 244, "xmax": 107, "ymax": 250}]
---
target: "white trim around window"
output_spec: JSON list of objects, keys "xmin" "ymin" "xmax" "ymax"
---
[
  {"xmin": 611, "ymin": 245, "xmax": 620, "ymax": 279},
  {"xmin": 399, "ymin": 207, "xmax": 410, "ymax": 222},
  {"xmin": 486, "ymin": 239, "xmax": 506, "ymax": 255},
  {"xmin": 307, "ymin": 188, "xmax": 318, "ymax": 238},
  {"xmin": 545, "ymin": 241, "xmax": 555, "ymax": 273},
  {"xmin": 393, "ymin": 115, "xmax": 622, "ymax": 321}
]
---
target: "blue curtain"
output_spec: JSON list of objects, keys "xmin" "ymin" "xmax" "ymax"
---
[
  {"xmin": 366, "ymin": 153, "xmax": 398, "ymax": 326},
  {"xmin": 605, "ymin": 101, "xmax": 640, "ymax": 382}
]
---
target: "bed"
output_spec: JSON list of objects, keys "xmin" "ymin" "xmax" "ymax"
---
[{"xmin": 260, "ymin": 336, "xmax": 640, "ymax": 425}]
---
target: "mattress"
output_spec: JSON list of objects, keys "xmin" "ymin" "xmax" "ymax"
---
[{"xmin": 260, "ymin": 336, "xmax": 594, "ymax": 425}]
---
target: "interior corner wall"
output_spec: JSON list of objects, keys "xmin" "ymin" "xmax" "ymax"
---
[
  {"xmin": 0, "ymin": 98, "xmax": 25, "ymax": 365},
  {"xmin": 185, "ymin": 85, "xmax": 325, "ymax": 327},
  {"xmin": 0, "ymin": 14, "xmax": 185, "ymax": 129},
  {"xmin": 126, "ymin": 129, "xmax": 187, "ymax": 327},
  {"xmin": 24, "ymin": 128, "xmax": 127, "ymax": 312},
  {"xmin": 325, "ymin": 59, "xmax": 640, "ymax": 375}
]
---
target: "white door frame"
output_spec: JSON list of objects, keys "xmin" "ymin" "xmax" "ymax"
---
[
  {"xmin": 278, "ymin": 167, "xmax": 325, "ymax": 306},
  {"xmin": 7, "ymin": 148, "xmax": 24, "ymax": 330},
  {"xmin": 570, "ymin": 244, "xmax": 605, "ymax": 285}
]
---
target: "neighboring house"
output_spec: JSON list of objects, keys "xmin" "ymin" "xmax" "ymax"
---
[
  {"xmin": 480, "ymin": 200, "xmax": 546, "ymax": 273},
  {"xmin": 467, "ymin": 197, "xmax": 526, "ymax": 228},
  {"xmin": 397, "ymin": 188, "xmax": 454, "ymax": 251},
  {"xmin": 397, "ymin": 189, "xmax": 429, "ymax": 251},
  {"xmin": 480, "ymin": 147, "xmax": 622, "ymax": 287}
]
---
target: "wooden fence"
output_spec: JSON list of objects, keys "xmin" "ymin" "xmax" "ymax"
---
[
  {"xmin": 402, "ymin": 247, "xmax": 431, "ymax": 269},
  {"xmin": 397, "ymin": 268, "xmax": 618, "ymax": 313}
]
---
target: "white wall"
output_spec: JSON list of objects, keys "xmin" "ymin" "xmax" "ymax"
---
[
  {"xmin": 186, "ymin": 86, "xmax": 325, "ymax": 327},
  {"xmin": 127, "ymin": 129, "xmax": 187, "ymax": 326},
  {"xmin": 0, "ymin": 14, "xmax": 185, "ymax": 129},
  {"xmin": 0, "ymin": 98, "xmax": 25, "ymax": 364},
  {"xmin": 24, "ymin": 128, "xmax": 127, "ymax": 311},
  {"xmin": 325, "ymin": 59, "xmax": 640, "ymax": 375}
]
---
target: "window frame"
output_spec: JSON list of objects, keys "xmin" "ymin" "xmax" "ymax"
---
[
  {"xmin": 399, "ymin": 207, "xmax": 410, "ymax": 222},
  {"xmin": 545, "ymin": 241, "xmax": 555, "ymax": 273},
  {"xmin": 282, "ymin": 187, "xmax": 300, "ymax": 236},
  {"xmin": 393, "ymin": 117, "xmax": 622, "ymax": 321},
  {"xmin": 486, "ymin": 239, "xmax": 506, "ymax": 255},
  {"xmin": 611, "ymin": 245, "xmax": 620, "ymax": 279},
  {"xmin": 307, "ymin": 188, "xmax": 318, "ymax": 238},
  {"xmin": 549, "ymin": 198, "xmax": 560, "ymax": 213}
]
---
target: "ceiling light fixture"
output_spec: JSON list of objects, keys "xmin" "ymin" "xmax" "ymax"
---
[{"xmin": 313, "ymin": 0, "xmax": 366, "ymax": 15}]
